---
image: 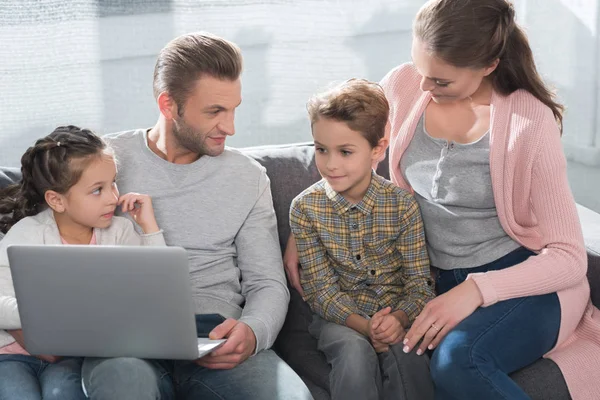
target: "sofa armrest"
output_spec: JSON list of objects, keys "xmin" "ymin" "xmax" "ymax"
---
[{"xmin": 577, "ymin": 204, "xmax": 600, "ymax": 308}]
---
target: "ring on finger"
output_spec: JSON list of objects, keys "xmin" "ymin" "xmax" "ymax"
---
[{"xmin": 431, "ymin": 323, "xmax": 441, "ymax": 332}]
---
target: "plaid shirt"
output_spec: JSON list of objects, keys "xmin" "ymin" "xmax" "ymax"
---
[{"xmin": 290, "ymin": 172, "xmax": 435, "ymax": 326}]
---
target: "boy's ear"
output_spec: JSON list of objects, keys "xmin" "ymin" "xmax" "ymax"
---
[
  {"xmin": 45, "ymin": 190, "xmax": 65, "ymax": 213},
  {"xmin": 372, "ymin": 137, "xmax": 389, "ymax": 161}
]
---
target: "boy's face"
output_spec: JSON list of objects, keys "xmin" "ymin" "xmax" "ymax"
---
[{"xmin": 312, "ymin": 118, "xmax": 384, "ymax": 204}]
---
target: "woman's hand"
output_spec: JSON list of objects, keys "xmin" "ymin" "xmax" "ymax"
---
[
  {"xmin": 283, "ymin": 233, "xmax": 304, "ymax": 296},
  {"xmin": 403, "ymin": 279, "xmax": 483, "ymax": 355},
  {"xmin": 118, "ymin": 193, "xmax": 160, "ymax": 234}
]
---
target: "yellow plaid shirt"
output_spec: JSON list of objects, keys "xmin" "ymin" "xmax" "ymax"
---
[{"xmin": 290, "ymin": 172, "xmax": 435, "ymax": 326}]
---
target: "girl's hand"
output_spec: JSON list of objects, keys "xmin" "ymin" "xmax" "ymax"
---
[
  {"xmin": 118, "ymin": 193, "xmax": 160, "ymax": 234},
  {"xmin": 403, "ymin": 279, "xmax": 483, "ymax": 355}
]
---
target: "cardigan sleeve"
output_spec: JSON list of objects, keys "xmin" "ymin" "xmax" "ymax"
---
[{"xmin": 469, "ymin": 112, "xmax": 587, "ymax": 306}]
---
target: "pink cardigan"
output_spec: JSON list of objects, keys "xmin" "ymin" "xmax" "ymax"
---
[{"xmin": 381, "ymin": 63, "xmax": 600, "ymax": 399}]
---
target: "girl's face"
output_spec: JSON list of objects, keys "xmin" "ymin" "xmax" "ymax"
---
[
  {"xmin": 410, "ymin": 37, "xmax": 497, "ymax": 104},
  {"xmin": 54, "ymin": 155, "xmax": 119, "ymax": 231}
]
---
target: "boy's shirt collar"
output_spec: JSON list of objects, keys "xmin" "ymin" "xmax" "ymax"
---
[{"xmin": 323, "ymin": 171, "xmax": 380, "ymax": 216}]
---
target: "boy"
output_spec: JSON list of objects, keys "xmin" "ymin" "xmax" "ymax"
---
[{"xmin": 289, "ymin": 79, "xmax": 435, "ymax": 400}]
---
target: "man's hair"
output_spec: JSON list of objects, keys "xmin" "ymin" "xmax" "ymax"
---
[
  {"xmin": 153, "ymin": 31, "xmax": 243, "ymax": 116},
  {"xmin": 307, "ymin": 79, "xmax": 389, "ymax": 147}
]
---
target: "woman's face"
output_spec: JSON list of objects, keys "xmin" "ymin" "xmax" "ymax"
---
[{"xmin": 411, "ymin": 37, "xmax": 496, "ymax": 104}]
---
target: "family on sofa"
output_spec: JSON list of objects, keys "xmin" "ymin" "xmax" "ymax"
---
[{"xmin": 1, "ymin": 0, "xmax": 600, "ymax": 399}]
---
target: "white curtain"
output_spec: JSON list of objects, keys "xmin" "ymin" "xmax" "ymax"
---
[{"xmin": 0, "ymin": 0, "xmax": 598, "ymax": 167}]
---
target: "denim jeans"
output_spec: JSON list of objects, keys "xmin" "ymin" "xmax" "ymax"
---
[
  {"xmin": 82, "ymin": 357, "xmax": 174, "ymax": 400},
  {"xmin": 82, "ymin": 314, "xmax": 313, "ymax": 400},
  {"xmin": 172, "ymin": 349, "xmax": 314, "ymax": 400},
  {"xmin": 309, "ymin": 315, "xmax": 434, "ymax": 400},
  {"xmin": 0, "ymin": 354, "xmax": 86, "ymax": 400},
  {"xmin": 430, "ymin": 247, "xmax": 561, "ymax": 400}
]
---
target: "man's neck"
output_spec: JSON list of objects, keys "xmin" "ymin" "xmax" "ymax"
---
[{"xmin": 147, "ymin": 122, "xmax": 200, "ymax": 165}]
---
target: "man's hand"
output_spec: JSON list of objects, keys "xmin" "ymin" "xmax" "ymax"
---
[
  {"xmin": 196, "ymin": 319, "xmax": 257, "ymax": 370},
  {"xmin": 7, "ymin": 329, "xmax": 61, "ymax": 363}
]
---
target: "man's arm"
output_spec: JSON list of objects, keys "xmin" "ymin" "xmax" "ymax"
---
[{"xmin": 235, "ymin": 170, "xmax": 289, "ymax": 354}]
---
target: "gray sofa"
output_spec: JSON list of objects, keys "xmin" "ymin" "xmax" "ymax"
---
[{"xmin": 3, "ymin": 141, "xmax": 600, "ymax": 399}]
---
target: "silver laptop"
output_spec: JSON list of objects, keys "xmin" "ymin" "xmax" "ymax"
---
[{"xmin": 7, "ymin": 244, "xmax": 225, "ymax": 360}]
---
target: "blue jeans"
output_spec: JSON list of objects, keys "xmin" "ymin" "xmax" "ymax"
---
[
  {"xmin": 82, "ymin": 314, "xmax": 312, "ymax": 400},
  {"xmin": 172, "ymin": 349, "xmax": 313, "ymax": 400},
  {"xmin": 431, "ymin": 247, "xmax": 561, "ymax": 400},
  {"xmin": 0, "ymin": 354, "xmax": 86, "ymax": 400},
  {"xmin": 82, "ymin": 357, "xmax": 174, "ymax": 400}
]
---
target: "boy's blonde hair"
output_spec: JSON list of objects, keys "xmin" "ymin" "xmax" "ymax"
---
[{"xmin": 307, "ymin": 78, "xmax": 389, "ymax": 148}]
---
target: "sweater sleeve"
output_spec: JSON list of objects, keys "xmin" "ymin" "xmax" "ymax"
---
[
  {"xmin": 469, "ymin": 114, "xmax": 587, "ymax": 306},
  {"xmin": 114, "ymin": 218, "xmax": 166, "ymax": 247},
  {"xmin": 0, "ymin": 220, "xmax": 43, "ymax": 330},
  {"xmin": 236, "ymin": 170, "xmax": 290, "ymax": 353}
]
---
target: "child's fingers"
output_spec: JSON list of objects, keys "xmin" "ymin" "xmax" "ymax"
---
[{"xmin": 129, "ymin": 197, "xmax": 137, "ymax": 211}]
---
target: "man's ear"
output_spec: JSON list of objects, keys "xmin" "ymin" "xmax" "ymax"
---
[
  {"xmin": 157, "ymin": 92, "xmax": 179, "ymax": 120},
  {"xmin": 45, "ymin": 190, "xmax": 65, "ymax": 213}
]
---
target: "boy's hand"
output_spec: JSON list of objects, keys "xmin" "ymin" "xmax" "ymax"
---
[
  {"xmin": 369, "ymin": 307, "xmax": 406, "ymax": 345},
  {"xmin": 118, "ymin": 193, "xmax": 160, "ymax": 234},
  {"xmin": 370, "ymin": 337, "xmax": 390, "ymax": 353}
]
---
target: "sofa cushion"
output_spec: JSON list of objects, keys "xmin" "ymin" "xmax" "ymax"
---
[
  {"xmin": 0, "ymin": 167, "xmax": 20, "ymax": 189},
  {"xmin": 577, "ymin": 204, "xmax": 600, "ymax": 308}
]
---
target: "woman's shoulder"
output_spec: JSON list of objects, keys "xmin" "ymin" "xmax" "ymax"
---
[{"xmin": 499, "ymin": 88, "xmax": 556, "ymax": 123}]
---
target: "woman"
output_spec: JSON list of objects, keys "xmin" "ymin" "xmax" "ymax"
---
[{"xmin": 285, "ymin": 1, "xmax": 600, "ymax": 398}]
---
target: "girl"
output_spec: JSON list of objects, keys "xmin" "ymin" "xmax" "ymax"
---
[{"xmin": 0, "ymin": 125, "xmax": 165, "ymax": 399}]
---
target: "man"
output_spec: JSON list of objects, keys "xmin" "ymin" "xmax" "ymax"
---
[{"xmin": 81, "ymin": 32, "xmax": 313, "ymax": 400}]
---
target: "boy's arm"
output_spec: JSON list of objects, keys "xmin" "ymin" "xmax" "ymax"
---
[
  {"xmin": 394, "ymin": 195, "xmax": 436, "ymax": 325},
  {"xmin": 290, "ymin": 201, "xmax": 365, "ymax": 327}
]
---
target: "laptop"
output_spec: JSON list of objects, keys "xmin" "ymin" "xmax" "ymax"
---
[{"xmin": 7, "ymin": 244, "xmax": 225, "ymax": 360}]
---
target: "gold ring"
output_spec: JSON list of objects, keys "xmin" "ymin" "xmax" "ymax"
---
[{"xmin": 431, "ymin": 323, "xmax": 441, "ymax": 331}]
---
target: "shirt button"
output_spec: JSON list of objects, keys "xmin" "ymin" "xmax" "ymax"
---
[
  {"xmin": 370, "ymin": 269, "xmax": 376, "ymax": 276},
  {"xmin": 356, "ymin": 254, "xmax": 361, "ymax": 261},
  {"xmin": 351, "ymin": 223, "xmax": 358, "ymax": 230}
]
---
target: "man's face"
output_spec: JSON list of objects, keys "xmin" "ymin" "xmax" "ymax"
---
[{"xmin": 172, "ymin": 76, "xmax": 242, "ymax": 157}]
